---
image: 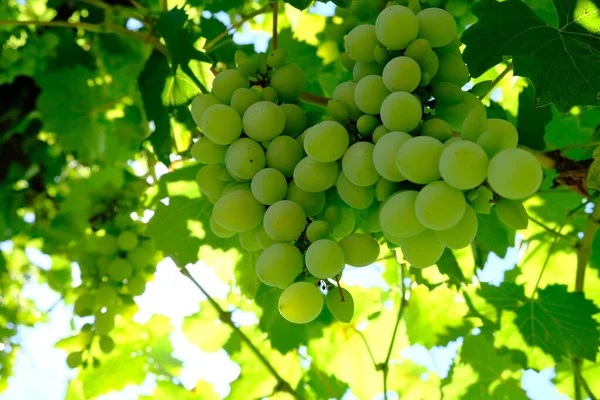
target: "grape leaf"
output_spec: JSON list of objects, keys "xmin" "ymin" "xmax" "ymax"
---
[
  {"xmin": 517, "ymin": 84, "xmax": 552, "ymax": 150},
  {"xmin": 553, "ymin": 358, "xmax": 600, "ymax": 398},
  {"xmin": 332, "ymin": 0, "xmax": 352, "ymax": 8},
  {"xmin": 478, "ymin": 282, "xmax": 527, "ymax": 310},
  {"xmin": 404, "ymin": 284, "xmax": 471, "ymax": 348},
  {"xmin": 142, "ymin": 381, "xmax": 218, "ymax": 400},
  {"xmin": 514, "ymin": 284, "xmax": 600, "ymax": 361},
  {"xmin": 462, "ymin": 0, "xmax": 600, "ymax": 112},
  {"xmin": 297, "ymin": 366, "xmax": 350, "ymax": 399},
  {"xmin": 545, "ymin": 106, "xmax": 600, "ymax": 160},
  {"xmin": 436, "ymin": 248, "xmax": 468, "ymax": 284},
  {"xmin": 285, "ymin": 0, "xmax": 313, "ymax": 10},
  {"xmin": 475, "ymin": 213, "xmax": 515, "ymax": 258},
  {"xmin": 587, "ymin": 145, "xmax": 600, "ymax": 190},
  {"xmin": 182, "ymin": 303, "xmax": 232, "ymax": 352}
]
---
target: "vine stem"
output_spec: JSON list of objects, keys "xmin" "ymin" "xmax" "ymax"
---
[
  {"xmin": 78, "ymin": 0, "xmax": 149, "ymax": 26},
  {"xmin": 559, "ymin": 140, "xmax": 600, "ymax": 152},
  {"xmin": 478, "ymin": 63, "xmax": 514, "ymax": 100},
  {"xmin": 271, "ymin": 1, "xmax": 278, "ymax": 50},
  {"xmin": 572, "ymin": 197, "xmax": 600, "ymax": 400},
  {"xmin": 179, "ymin": 267, "xmax": 302, "ymax": 400},
  {"xmin": 299, "ymin": 92, "xmax": 329, "ymax": 107},
  {"xmin": 528, "ymin": 216, "xmax": 575, "ymax": 241},
  {"xmin": 204, "ymin": 4, "xmax": 272, "ymax": 51},
  {"xmin": 382, "ymin": 263, "xmax": 407, "ymax": 399}
]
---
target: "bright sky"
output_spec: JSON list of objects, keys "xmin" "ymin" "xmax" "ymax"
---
[{"xmin": 0, "ymin": 2, "xmax": 570, "ymax": 400}]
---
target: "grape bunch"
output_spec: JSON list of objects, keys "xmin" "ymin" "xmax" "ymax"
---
[
  {"xmin": 67, "ymin": 216, "xmax": 158, "ymax": 368},
  {"xmin": 191, "ymin": 6, "xmax": 543, "ymax": 325}
]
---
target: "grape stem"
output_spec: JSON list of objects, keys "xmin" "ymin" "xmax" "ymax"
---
[
  {"xmin": 299, "ymin": 92, "xmax": 330, "ymax": 107},
  {"xmin": 478, "ymin": 63, "xmax": 513, "ymax": 100},
  {"xmin": 204, "ymin": 4, "xmax": 272, "ymax": 51},
  {"xmin": 271, "ymin": 1, "xmax": 279, "ymax": 50},
  {"xmin": 179, "ymin": 267, "xmax": 302, "ymax": 400},
  {"xmin": 334, "ymin": 275, "xmax": 345, "ymax": 302},
  {"xmin": 572, "ymin": 196, "xmax": 600, "ymax": 400}
]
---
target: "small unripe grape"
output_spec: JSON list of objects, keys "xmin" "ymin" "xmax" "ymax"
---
[{"xmin": 117, "ymin": 231, "xmax": 138, "ymax": 251}]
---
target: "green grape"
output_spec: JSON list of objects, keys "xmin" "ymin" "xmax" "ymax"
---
[
  {"xmin": 327, "ymin": 100, "xmax": 350, "ymax": 122},
  {"xmin": 225, "ymin": 138, "xmax": 266, "ymax": 180},
  {"xmin": 256, "ymin": 224, "xmax": 277, "ymax": 249},
  {"xmin": 354, "ymin": 75, "xmax": 390, "ymax": 115},
  {"xmin": 117, "ymin": 231, "xmax": 138, "ymax": 251},
  {"xmin": 210, "ymin": 215, "xmax": 236, "ymax": 238},
  {"xmin": 235, "ymin": 50, "xmax": 248, "ymax": 66},
  {"xmin": 373, "ymin": 131, "xmax": 411, "ymax": 182},
  {"xmin": 331, "ymin": 205, "xmax": 356, "ymax": 238},
  {"xmin": 405, "ymin": 38, "xmax": 432, "ymax": 63},
  {"xmin": 305, "ymin": 239, "xmax": 345, "ymax": 279},
  {"xmin": 382, "ymin": 56, "xmax": 421, "ymax": 92},
  {"xmin": 74, "ymin": 293, "xmax": 95, "ymax": 316},
  {"xmin": 398, "ymin": 229, "xmax": 445, "ymax": 268},
  {"xmin": 342, "ymin": 142, "xmax": 379, "ymax": 187},
  {"xmin": 375, "ymin": 5, "xmax": 418, "ymax": 50},
  {"xmin": 196, "ymin": 164, "xmax": 229, "ymax": 199},
  {"xmin": 230, "ymin": 88, "xmax": 260, "ymax": 116},
  {"xmin": 239, "ymin": 228, "xmax": 261, "ymax": 251},
  {"xmin": 267, "ymin": 47, "xmax": 287, "ymax": 68},
  {"xmin": 469, "ymin": 80, "xmax": 494, "ymax": 97},
  {"xmin": 263, "ymin": 200, "xmax": 307, "ymax": 242},
  {"xmin": 436, "ymin": 92, "xmax": 484, "ymax": 131},
  {"xmin": 341, "ymin": 52, "xmax": 356, "ymax": 71},
  {"xmin": 278, "ymin": 282, "xmax": 324, "ymax": 324},
  {"xmin": 338, "ymin": 233, "xmax": 380, "ymax": 267},
  {"xmin": 487, "ymin": 148, "xmax": 543, "ymax": 199},
  {"xmin": 251, "ymin": 168, "xmax": 288, "ymax": 205},
  {"xmin": 356, "ymin": 204, "xmax": 382, "ymax": 233},
  {"xmin": 304, "ymin": 121, "xmax": 349, "ymax": 162},
  {"xmin": 280, "ymin": 104, "xmax": 307, "ymax": 137},
  {"xmin": 256, "ymin": 243, "xmax": 303, "ymax": 288},
  {"xmin": 357, "ymin": 115, "xmax": 380, "ymax": 136},
  {"xmin": 107, "ymin": 258, "xmax": 133, "ymax": 281},
  {"xmin": 396, "ymin": 136, "xmax": 443, "ymax": 184},
  {"xmin": 494, "ymin": 198, "xmax": 529, "ymax": 230},
  {"xmin": 421, "ymin": 118, "xmax": 453, "ymax": 142},
  {"xmin": 66, "ymin": 352, "xmax": 83, "ymax": 368},
  {"xmin": 223, "ymin": 181, "xmax": 251, "ymax": 196},
  {"xmin": 444, "ymin": 137, "xmax": 462, "ymax": 147},
  {"xmin": 257, "ymin": 52, "xmax": 268, "ymax": 74},
  {"xmin": 97, "ymin": 234, "xmax": 118, "ymax": 256},
  {"xmin": 270, "ymin": 63, "xmax": 305, "ymax": 102},
  {"xmin": 476, "ymin": 119, "xmax": 519, "ymax": 157},
  {"xmin": 191, "ymin": 137, "xmax": 227, "ymax": 164},
  {"xmin": 433, "ymin": 54, "xmax": 470, "ymax": 87},
  {"xmin": 376, "ymin": 177, "xmax": 401, "ymax": 202},
  {"xmin": 211, "ymin": 69, "xmax": 250, "ymax": 104},
  {"xmin": 419, "ymin": 51, "xmax": 439, "ymax": 86},
  {"xmin": 237, "ymin": 57, "xmax": 258, "ymax": 76},
  {"xmin": 306, "ymin": 220, "xmax": 331, "ymax": 242},
  {"xmin": 379, "ymin": 191, "xmax": 425, "ymax": 237},
  {"xmin": 326, "ymin": 288, "xmax": 354, "ymax": 323},
  {"xmin": 467, "ymin": 186, "xmax": 494, "ymax": 214},
  {"xmin": 191, "ymin": 94, "xmax": 222, "ymax": 126},
  {"xmin": 99, "ymin": 336, "xmax": 115, "ymax": 354},
  {"xmin": 95, "ymin": 312, "xmax": 115, "ymax": 334},
  {"xmin": 372, "ymin": 124, "xmax": 390, "ymax": 143},
  {"xmin": 261, "ymin": 86, "xmax": 279, "ymax": 103},
  {"xmin": 431, "ymin": 82, "xmax": 465, "ymax": 104},
  {"xmin": 380, "ymin": 92, "xmax": 422, "ymax": 132},
  {"xmin": 212, "ymin": 190, "xmax": 265, "ymax": 232},
  {"xmin": 439, "ymin": 140, "xmax": 489, "ymax": 190},
  {"xmin": 95, "ymin": 285, "xmax": 118, "ymax": 306},
  {"xmin": 266, "ymin": 136, "xmax": 303, "ymax": 177},
  {"xmin": 285, "ymin": 181, "xmax": 326, "ymax": 216},
  {"xmin": 461, "ymin": 104, "xmax": 488, "ymax": 142},
  {"xmin": 353, "ymin": 61, "xmax": 384, "ymax": 81},
  {"xmin": 435, "ymin": 205, "xmax": 478, "ymax": 249},
  {"xmin": 332, "ymin": 81, "xmax": 363, "ymax": 120},
  {"xmin": 416, "ymin": 8, "xmax": 457, "ymax": 48},
  {"xmin": 293, "ymin": 157, "xmax": 340, "ymax": 193},
  {"xmin": 344, "ymin": 24, "xmax": 379, "ymax": 62},
  {"xmin": 436, "ymin": 37, "xmax": 462, "ymax": 56},
  {"xmin": 415, "ymin": 181, "xmax": 466, "ymax": 230},
  {"xmin": 445, "ymin": 0, "xmax": 470, "ymax": 17},
  {"xmin": 373, "ymin": 44, "xmax": 391, "ymax": 64},
  {"xmin": 126, "ymin": 275, "xmax": 146, "ymax": 296},
  {"xmin": 336, "ymin": 171, "xmax": 375, "ymax": 209},
  {"xmin": 201, "ymin": 104, "xmax": 242, "ymax": 145},
  {"xmin": 242, "ymin": 101, "xmax": 285, "ymax": 142},
  {"xmin": 323, "ymin": 205, "xmax": 343, "ymax": 228}
]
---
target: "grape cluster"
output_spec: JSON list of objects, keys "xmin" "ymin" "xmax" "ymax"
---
[
  {"xmin": 67, "ymin": 217, "xmax": 157, "ymax": 368},
  {"xmin": 191, "ymin": 6, "xmax": 543, "ymax": 326}
]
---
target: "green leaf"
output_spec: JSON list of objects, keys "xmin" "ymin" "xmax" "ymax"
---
[
  {"xmin": 475, "ymin": 213, "xmax": 515, "ymax": 259},
  {"xmin": 517, "ymin": 83, "xmax": 552, "ymax": 150},
  {"xmin": 201, "ymin": 0, "xmax": 244, "ymax": 12},
  {"xmin": 162, "ymin": 67, "xmax": 201, "ymax": 106},
  {"xmin": 591, "ymin": 229, "xmax": 600, "ymax": 271},
  {"xmin": 587, "ymin": 145, "xmax": 600, "ymax": 190},
  {"xmin": 436, "ymin": 248, "xmax": 468, "ymax": 284},
  {"xmin": 404, "ymin": 284, "xmax": 471, "ymax": 348},
  {"xmin": 182, "ymin": 303, "xmax": 232, "ymax": 352},
  {"xmin": 234, "ymin": 250, "xmax": 262, "ymax": 299},
  {"xmin": 478, "ymin": 282, "xmax": 527, "ymax": 310},
  {"xmin": 285, "ymin": 0, "xmax": 313, "ymax": 10},
  {"xmin": 332, "ymin": 0, "xmax": 352, "ymax": 8},
  {"xmin": 514, "ymin": 284, "xmax": 600, "ymax": 361},
  {"xmin": 142, "ymin": 381, "xmax": 218, "ymax": 400},
  {"xmin": 554, "ymin": 358, "xmax": 600, "ymax": 398},
  {"xmin": 297, "ymin": 366, "xmax": 350, "ymax": 399},
  {"xmin": 545, "ymin": 107, "xmax": 600, "ymax": 160},
  {"xmin": 462, "ymin": 0, "xmax": 600, "ymax": 111}
]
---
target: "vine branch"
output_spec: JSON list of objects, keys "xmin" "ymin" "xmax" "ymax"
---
[
  {"xmin": 478, "ymin": 63, "xmax": 513, "ymax": 100},
  {"xmin": 299, "ymin": 92, "xmax": 330, "ymax": 107},
  {"xmin": 204, "ymin": 4, "xmax": 272, "ymax": 51},
  {"xmin": 271, "ymin": 1, "xmax": 278, "ymax": 50},
  {"xmin": 179, "ymin": 267, "xmax": 302, "ymax": 400}
]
